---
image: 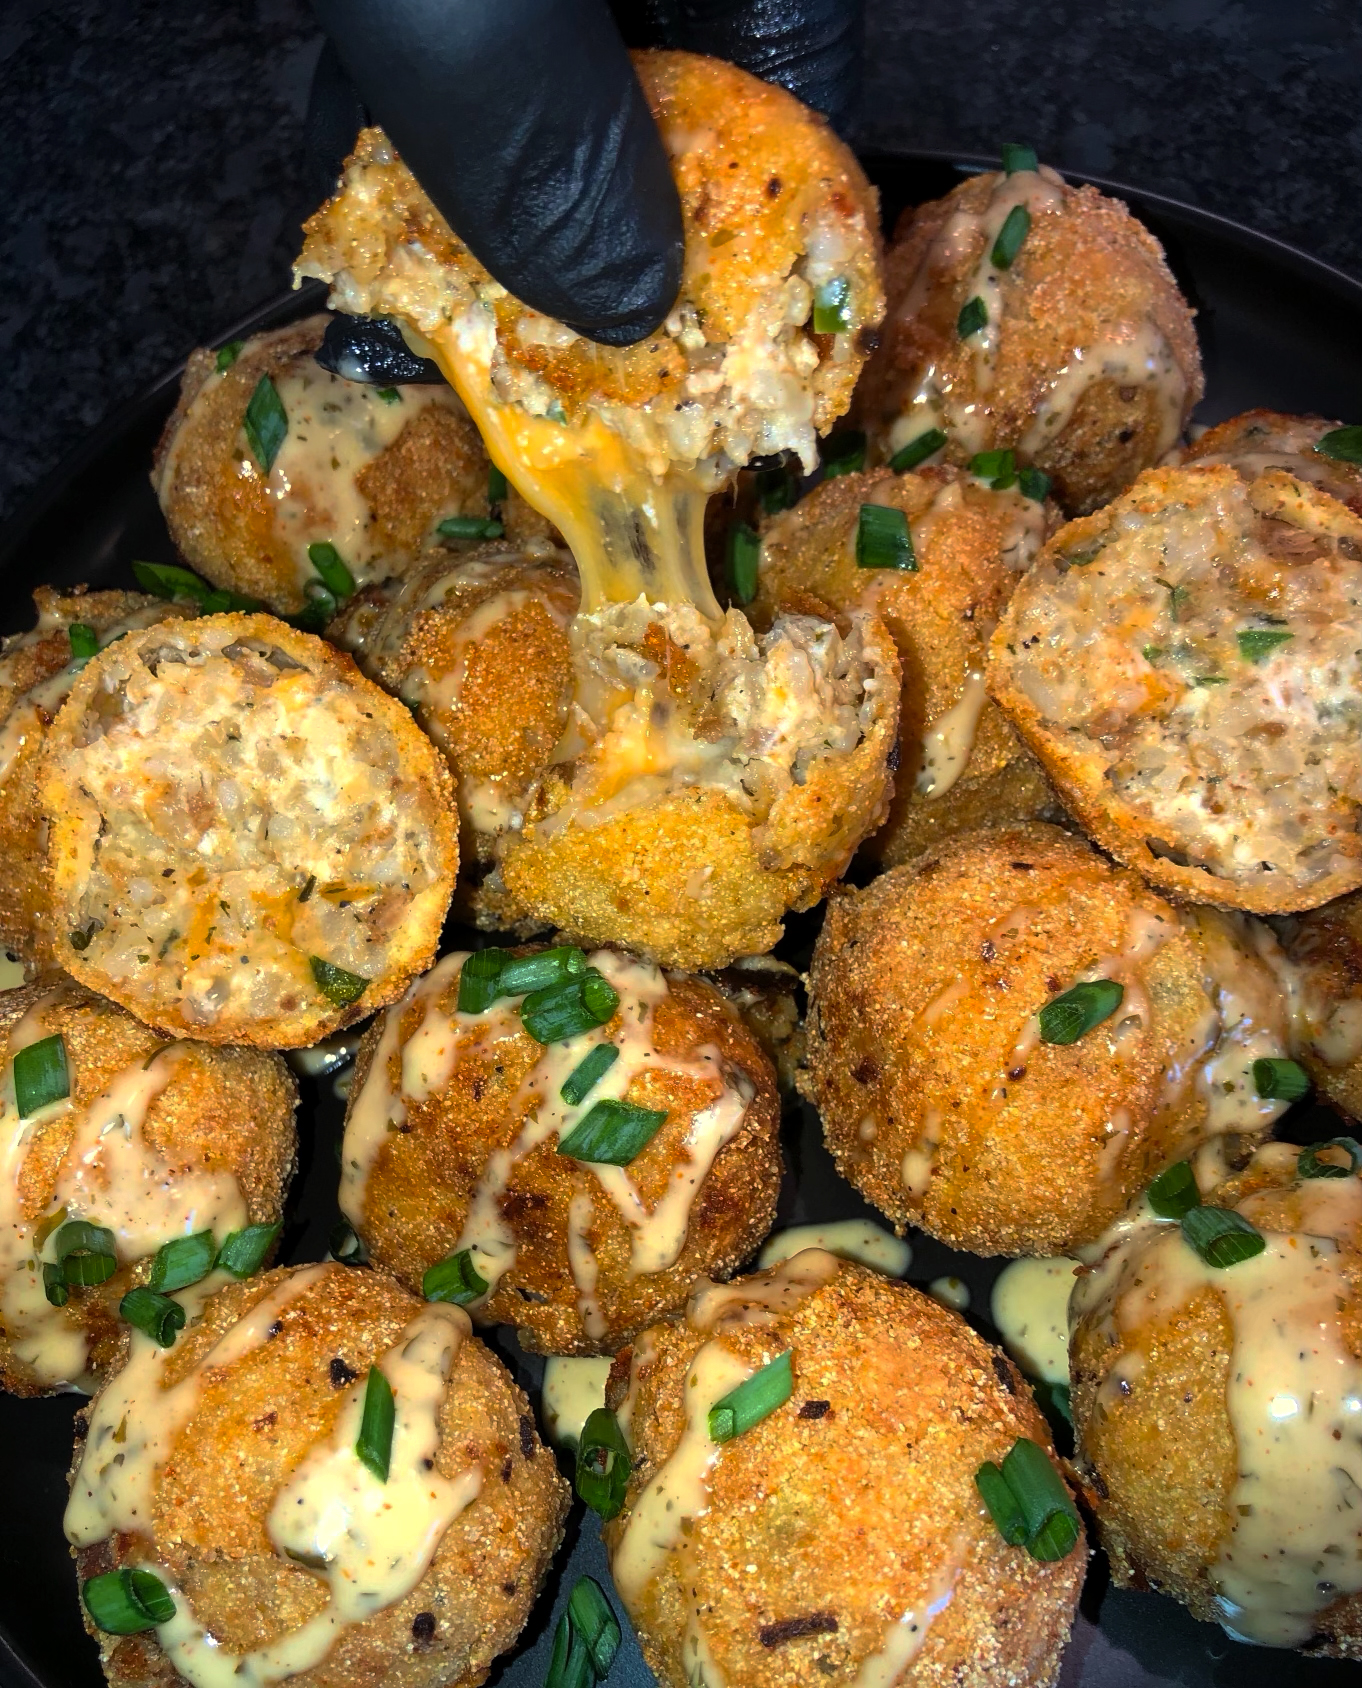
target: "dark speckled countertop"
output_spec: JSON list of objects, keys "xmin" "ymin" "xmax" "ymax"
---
[{"xmin": 2, "ymin": 0, "xmax": 1360, "ymax": 527}]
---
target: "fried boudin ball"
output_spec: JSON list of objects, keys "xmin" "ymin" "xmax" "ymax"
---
[
  {"xmin": 853, "ymin": 160, "xmax": 1202, "ymax": 515},
  {"xmin": 0, "ymin": 588, "xmax": 196, "ymax": 962},
  {"xmin": 341, "ymin": 946, "xmax": 781, "ymax": 1354},
  {"xmin": 0, "ymin": 977, "xmax": 295, "ymax": 1397},
  {"xmin": 67, "ymin": 1262, "xmax": 568, "ymax": 1688},
  {"xmin": 152, "ymin": 315, "xmax": 551, "ymax": 616},
  {"xmin": 603, "ymin": 1252, "xmax": 1084, "ymax": 1686},
  {"xmin": 752, "ymin": 463, "xmax": 1060, "ymax": 866},
  {"xmin": 989, "ymin": 465, "xmax": 1362, "ymax": 914},
  {"xmin": 1070, "ymin": 1141, "xmax": 1362, "ymax": 1655},
  {"xmin": 1184, "ymin": 408, "xmax": 1362, "ymax": 515},
  {"xmin": 802, "ymin": 824, "xmax": 1295, "ymax": 1257},
  {"xmin": 40, "ymin": 613, "xmax": 458, "ymax": 1047}
]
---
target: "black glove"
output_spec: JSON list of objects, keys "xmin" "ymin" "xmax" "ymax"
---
[{"xmin": 307, "ymin": 0, "xmax": 863, "ymax": 348}]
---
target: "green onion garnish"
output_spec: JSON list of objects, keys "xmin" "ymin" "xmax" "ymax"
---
[
  {"xmin": 217, "ymin": 1221, "xmax": 280, "ymax": 1278},
  {"xmin": 120, "ymin": 1287, "xmax": 187, "ymax": 1348},
  {"xmin": 991, "ymin": 204, "xmax": 1031, "ymax": 270},
  {"xmin": 1192, "ymin": 675, "xmax": 1227, "ymax": 686},
  {"xmin": 544, "ymin": 1609, "xmax": 592, "ymax": 1688},
  {"xmin": 131, "ymin": 560, "xmax": 261, "ymax": 612},
  {"xmin": 148, "ymin": 1231, "xmax": 217, "ymax": 1294},
  {"xmin": 329, "ymin": 1222, "xmax": 370, "ymax": 1266},
  {"xmin": 54, "ymin": 1220, "xmax": 114, "ymax": 1258},
  {"xmin": 1180, "ymin": 1205, "xmax": 1265, "ymax": 1269},
  {"xmin": 1037, "ymin": 979, "xmax": 1123, "ymax": 1045},
  {"xmin": 726, "ymin": 521, "xmax": 760, "ymax": 607},
  {"xmin": 970, "ymin": 448, "xmax": 1018, "ymax": 490},
  {"xmin": 1297, "ymin": 1136, "xmax": 1362, "ymax": 1180},
  {"xmin": 855, "ymin": 503, "xmax": 916, "ymax": 571},
  {"xmin": 1001, "ymin": 143, "xmax": 1039, "ymax": 175},
  {"xmin": 709, "ymin": 1350, "xmax": 792, "ymax": 1443},
  {"xmin": 1315, "ymin": 424, "xmax": 1362, "ymax": 464},
  {"xmin": 1237, "ymin": 628, "xmax": 1293, "ymax": 663},
  {"xmin": 568, "ymin": 1577, "xmax": 621, "ymax": 1678},
  {"xmin": 974, "ymin": 1459, "xmax": 1028, "ymax": 1544},
  {"xmin": 423, "ymin": 1249, "xmax": 489, "ymax": 1305},
  {"xmin": 1251, "ymin": 1056, "xmax": 1310, "ymax": 1102},
  {"xmin": 1039, "ymin": 1380, "xmax": 1073, "ymax": 1427},
  {"xmin": 1001, "ymin": 1437, "xmax": 1081, "ymax": 1560},
  {"xmin": 812, "ymin": 276, "xmax": 852, "ymax": 333},
  {"xmin": 575, "ymin": 1408, "xmax": 631, "ymax": 1520},
  {"xmin": 520, "ymin": 971, "xmax": 619, "ymax": 1044},
  {"xmin": 243, "ymin": 374, "xmax": 288, "ymax": 472},
  {"xmin": 957, "ymin": 296, "xmax": 987, "ymax": 339},
  {"xmin": 821, "ymin": 430, "xmax": 866, "ymax": 478},
  {"xmin": 52, "ymin": 1221, "xmax": 117, "ymax": 1290},
  {"xmin": 375, "ymin": 386, "xmax": 401, "ymax": 403},
  {"xmin": 546, "ymin": 399, "xmax": 568, "ymax": 425},
  {"xmin": 215, "ymin": 341, "xmax": 245, "ymax": 373},
  {"xmin": 496, "ymin": 946, "xmax": 589, "ymax": 998},
  {"xmin": 68, "ymin": 623, "xmax": 99, "ymax": 662},
  {"xmin": 888, "ymin": 427, "xmax": 948, "ymax": 474},
  {"xmin": 82, "ymin": 1568, "xmax": 175, "ymax": 1634},
  {"xmin": 1018, "ymin": 465, "xmax": 1051, "ymax": 502},
  {"xmin": 42, "ymin": 1262, "xmax": 68, "ymax": 1307},
  {"xmin": 458, "ymin": 947, "xmax": 512, "ymax": 1014},
  {"xmin": 438, "ymin": 515, "xmax": 505, "ymax": 541},
  {"xmin": 560, "ymin": 1044, "xmax": 619, "ymax": 1106},
  {"xmin": 287, "ymin": 579, "xmax": 338, "ymax": 632},
  {"xmin": 356, "ymin": 1366, "xmax": 395, "ymax": 1481},
  {"xmin": 1142, "ymin": 645, "xmax": 1164, "ymax": 663},
  {"xmin": 1146, "ymin": 1160, "xmax": 1200, "ymax": 1219},
  {"xmin": 1155, "ymin": 576, "xmax": 1188, "ymax": 620},
  {"xmin": 558, "ymin": 1099, "xmax": 668, "ymax": 1166},
  {"xmin": 307, "ymin": 542, "xmax": 356, "ymax": 600},
  {"xmin": 14, "ymin": 1033, "xmax": 70, "ymax": 1116},
  {"xmin": 488, "ymin": 465, "xmax": 509, "ymax": 505},
  {"xmin": 310, "ymin": 957, "xmax": 368, "ymax": 1008}
]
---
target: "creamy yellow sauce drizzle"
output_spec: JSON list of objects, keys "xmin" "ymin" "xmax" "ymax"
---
[
  {"xmin": 852, "ymin": 1563, "xmax": 960, "ymax": 1688},
  {"xmin": 1017, "ymin": 321, "xmax": 1186, "ymax": 461},
  {"xmin": 914, "ymin": 670, "xmax": 988, "ymax": 798},
  {"xmin": 541, "ymin": 1355, "xmax": 614, "ymax": 1445},
  {"xmin": 926, "ymin": 1275, "xmax": 970, "ymax": 1312},
  {"xmin": 990, "ymin": 1256, "xmax": 1078, "ymax": 1384},
  {"xmin": 757, "ymin": 1220, "xmax": 911, "ymax": 1278}
]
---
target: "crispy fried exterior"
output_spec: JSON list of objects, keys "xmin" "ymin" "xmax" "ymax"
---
[
  {"xmin": 0, "ymin": 588, "xmax": 190, "ymax": 962},
  {"xmin": 989, "ymin": 466, "xmax": 1362, "ymax": 914},
  {"xmin": 72, "ymin": 1263, "xmax": 569, "ymax": 1688},
  {"xmin": 604, "ymin": 1261, "xmax": 1084, "ymax": 1686},
  {"xmin": 0, "ymin": 977, "xmax": 295, "ymax": 1396},
  {"xmin": 1069, "ymin": 1152, "xmax": 1362, "ymax": 1655},
  {"xmin": 349, "ymin": 966, "xmax": 781, "ymax": 1354},
  {"xmin": 1273, "ymin": 891, "xmax": 1362, "ymax": 1119},
  {"xmin": 853, "ymin": 172, "xmax": 1202, "ymax": 514},
  {"xmin": 41, "ymin": 613, "xmax": 458, "ymax": 1046},
  {"xmin": 1184, "ymin": 409, "xmax": 1362, "ymax": 516},
  {"xmin": 753, "ymin": 466, "xmax": 1060, "ymax": 865},
  {"xmin": 152, "ymin": 317, "xmax": 496, "ymax": 614},
  {"xmin": 802, "ymin": 824, "xmax": 1256, "ymax": 1255}
]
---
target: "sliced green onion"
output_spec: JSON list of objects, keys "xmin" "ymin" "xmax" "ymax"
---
[
  {"xmin": 726, "ymin": 521, "xmax": 760, "ymax": 607},
  {"xmin": 68, "ymin": 623, "xmax": 100, "ymax": 662},
  {"xmin": 991, "ymin": 203, "xmax": 1031, "ymax": 270},
  {"xmin": 63, "ymin": 1251, "xmax": 118, "ymax": 1288},
  {"xmin": 438, "ymin": 515, "xmax": 505, "ymax": 541},
  {"xmin": 14, "ymin": 1033, "xmax": 70, "ymax": 1116},
  {"xmin": 287, "ymin": 578, "xmax": 338, "ymax": 632},
  {"xmin": 1142, "ymin": 645, "xmax": 1165, "ymax": 663},
  {"xmin": 975, "ymin": 1459, "xmax": 1028, "ymax": 1544},
  {"xmin": 54, "ymin": 1220, "xmax": 115, "ymax": 1262},
  {"xmin": 957, "ymin": 295, "xmax": 987, "ymax": 339},
  {"xmin": 356, "ymin": 1366, "xmax": 395, "ymax": 1481},
  {"xmin": 855, "ymin": 503, "xmax": 915, "ymax": 571},
  {"xmin": 1180, "ymin": 1205, "xmax": 1265, "ymax": 1269},
  {"xmin": 1000, "ymin": 1437, "xmax": 1081, "ymax": 1561},
  {"xmin": 1037, "ymin": 979, "xmax": 1124, "ymax": 1046},
  {"xmin": 1297, "ymin": 1136, "xmax": 1362, "ymax": 1180},
  {"xmin": 1192, "ymin": 675, "xmax": 1227, "ymax": 686},
  {"xmin": 496, "ymin": 946, "xmax": 588, "ymax": 998},
  {"xmin": 520, "ymin": 971, "xmax": 619, "ymax": 1044},
  {"xmin": 329, "ymin": 1222, "xmax": 369, "ymax": 1266},
  {"xmin": 82, "ymin": 1568, "xmax": 175, "ymax": 1635},
  {"xmin": 423, "ymin": 1249, "xmax": 489, "ymax": 1305},
  {"xmin": 560, "ymin": 1043, "xmax": 619, "ymax": 1106},
  {"xmin": 709, "ymin": 1350, "xmax": 792, "ymax": 1443},
  {"xmin": 131, "ymin": 559, "xmax": 261, "ymax": 611},
  {"xmin": 568, "ymin": 1577, "xmax": 621, "ymax": 1677},
  {"xmin": 545, "ymin": 1609, "xmax": 593, "ymax": 1688},
  {"xmin": 888, "ymin": 427, "xmax": 948, "ymax": 474},
  {"xmin": 310, "ymin": 957, "xmax": 368, "ymax": 1008},
  {"xmin": 307, "ymin": 542, "xmax": 356, "ymax": 600},
  {"xmin": 1001, "ymin": 143, "xmax": 1039, "ymax": 175},
  {"xmin": 575, "ymin": 1408, "xmax": 631, "ymax": 1520},
  {"xmin": 1237, "ymin": 627, "xmax": 1293, "ymax": 663},
  {"xmin": 821, "ymin": 430, "xmax": 866, "ymax": 478},
  {"xmin": 42, "ymin": 1262, "xmax": 69, "ymax": 1307},
  {"xmin": 970, "ymin": 447, "xmax": 1018, "ymax": 490},
  {"xmin": 148, "ymin": 1231, "xmax": 217, "ymax": 1294},
  {"xmin": 215, "ymin": 340, "xmax": 245, "ymax": 373},
  {"xmin": 1315, "ymin": 424, "xmax": 1362, "ymax": 464},
  {"xmin": 1018, "ymin": 465, "xmax": 1051, "ymax": 502},
  {"xmin": 458, "ymin": 947, "xmax": 511, "ymax": 1014},
  {"xmin": 375, "ymin": 386, "xmax": 400, "ymax": 403},
  {"xmin": 1251, "ymin": 1056, "xmax": 1310, "ymax": 1103},
  {"xmin": 1040, "ymin": 1380, "xmax": 1073, "ymax": 1428},
  {"xmin": 1146, "ymin": 1160, "xmax": 1200, "ymax": 1220},
  {"xmin": 546, "ymin": 399, "xmax": 568, "ymax": 425},
  {"xmin": 487, "ymin": 465, "xmax": 509, "ymax": 505},
  {"xmin": 558, "ymin": 1099, "xmax": 668, "ymax": 1166},
  {"xmin": 243, "ymin": 374, "xmax": 288, "ymax": 472},
  {"xmin": 217, "ymin": 1221, "xmax": 281, "ymax": 1278},
  {"xmin": 120, "ymin": 1287, "xmax": 187, "ymax": 1348},
  {"xmin": 1155, "ymin": 576, "xmax": 1188, "ymax": 620},
  {"xmin": 812, "ymin": 276, "xmax": 851, "ymax": 333}
]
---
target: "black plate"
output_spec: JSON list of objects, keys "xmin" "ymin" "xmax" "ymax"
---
[{"xmin": 1, "ymin": 153, "xmax": 1359, "ymax": 1688}]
